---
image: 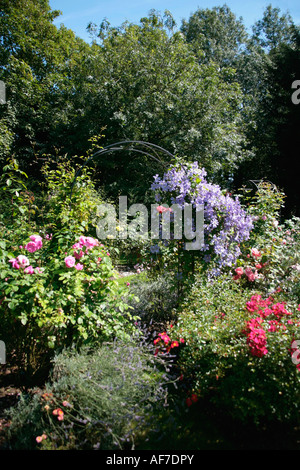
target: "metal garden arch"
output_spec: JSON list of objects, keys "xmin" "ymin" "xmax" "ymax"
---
[{"xmin": 69, "ymin": 140, "xmax": 174, "ymax": 199}]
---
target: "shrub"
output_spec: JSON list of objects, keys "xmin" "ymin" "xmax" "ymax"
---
[
  {"xmin": 0, "ymin": 158, "xmax": 38, "ymax": 244},
  {"xmin": 167, "ymin": 275, "xmax": 300, "ymax": 425},
  {"xmin": 231, "ymin": 182, "xmax": 300, "ymax": 301},
  {"xmin": 40, "ymin": 155, "xmax": 102, "ymax": 241},
  {"xmin": 127, "ymin": 273, "xmax": 179, "ymax": 326},
  {"xmin": 0, "ymin": 158, "xmax": 139, "ymax": 374},
  {"xmin": 1, "ymin": 232, "xmax": 138, "ymax": 356},
  {"xmin": 5, "ymin": 338, "xmax": 172, "ymax": 450}
]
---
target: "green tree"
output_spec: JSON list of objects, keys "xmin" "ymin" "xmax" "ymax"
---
[
  {"xmin": 234, "ymin": 5, "xmax": 300, "ymax": 217},
  {"xmin": 84, "ymin": 10, "xmax": 248, "ymax": 201},
  {"xmin": 0, "ymin": 0, "xmax": 98, "ymax": 172},
  {"xmin": 181, "ymin": 4, "xmax": 247, "ymax": 68},
  {"xmin": 251, "ymin": 4, "xmax": 297, "ymax": 51}
]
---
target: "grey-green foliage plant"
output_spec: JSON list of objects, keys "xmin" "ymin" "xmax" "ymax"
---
[
  {"xmin": 127, "ymin": 273, "xmax": 179, "ymax": 325},
  {"xmin": 6, "ymin": 338, "xmax": 173, "ymax": 450}
]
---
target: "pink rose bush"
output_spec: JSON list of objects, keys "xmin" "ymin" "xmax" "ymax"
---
[
  {"xmin": 8, "ymin": 235, "xmax": 45, "ymax": 275},
  {"xmin": 65, "ymin": 236, "xmax": 100, "ymax": 270},
  {"xmin": 233, "ymin": 247, "xmax": 267, "ymax": 283},
  {"xmin": 2, "ymin": 228, "xmax": 139, "ymax": 358}
]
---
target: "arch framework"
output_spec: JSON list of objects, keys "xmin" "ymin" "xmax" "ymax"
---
[{"xmin": 70, "ymin": 140, "xmax": 175, "ymax": 199}]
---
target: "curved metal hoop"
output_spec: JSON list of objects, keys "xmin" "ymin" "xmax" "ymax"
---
[
  {"xmin": 248, "ymin": 179, "xmax": 278, "ymax": 191},
  {"xmin": 69, "ymin": 140, "xmax": 174, "ymax": 199}
]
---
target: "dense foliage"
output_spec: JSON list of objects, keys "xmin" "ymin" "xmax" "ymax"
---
[
  {"xmin": 1, "ymin": 1, "xmax": 299, "ymax": 212},
  {"xmin": 0, "ymin": 158, "xmax": 139, "ymax": 375},
  {"xmin": 1, "ymin": 0, "xmax": 300, "ymax": 451},
  {"xmin": 5, "ymin": 338, "xmax": 172, "ymax": 450}
]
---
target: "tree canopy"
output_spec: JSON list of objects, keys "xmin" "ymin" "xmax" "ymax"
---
[{"xmin": 1, "ymin": 1, "xmax": 299, "ymax": 214}]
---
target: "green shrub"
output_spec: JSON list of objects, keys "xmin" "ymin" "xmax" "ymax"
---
[
  {"xmin": 0, "ymin": 158, "xmax": 139, "ymax": 374},
  {"xmin": 0, "ymin": 158, "xmax": 38, "ymax": 243},
  {"xmin": 127, "ymin": 273, "xmax": 179, "ymax": 326},
  {"xmin": 230, "ymin": 182, "xmax": 300, "ymax": 301},
  {"xmin": 5, "ymin": 339, "xmax": 172, "ymax": 450},
  {"xmin": 167, "ymin": 275, "xmax": 300, "ymax": 425}
]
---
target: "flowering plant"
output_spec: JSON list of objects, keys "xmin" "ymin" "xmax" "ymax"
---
[
  {"xmin": 232, "ymin": 182, "xmax": 300, "ymax": 298},
  {"xmin": 0, "ymin": 230, "xmax": 139, "ymax": 371},
  {"xmin": 6, "ymin": 339, "xmax": 171, "ymax": 450},
  {"xmin": 0, "ymin": 157, "xmax": 141, "ymax": 373},
  {"xmin": 150, "ymin": 161, "xmax": 253, "ymax": 278},
  {"xmin": 169, "ymin": 274, "xmax": 300, "ymax": 424},
  {"xmin": 153, "ymin": 326, "xmax": 185, "ymax": 356},
  {"xmin": 243, "ymin": 294, "xmax": 299, "ymax": 359}
]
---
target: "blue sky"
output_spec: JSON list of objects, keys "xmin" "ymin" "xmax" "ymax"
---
[{"xmin": 49, "ymin": 0, "xmax": 300, "ymax": 42}]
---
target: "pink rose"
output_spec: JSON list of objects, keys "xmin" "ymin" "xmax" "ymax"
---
[
  {"xmin": 251, "ymin": 248, "xmax": 261, "ymax": 258},
  {"xmin": 25, "ymin": 241, "xmax": 39, "ymax": 253},
  {"xmin": 79, "ymin": 236, "xmax": 87, "ymax": 246},
  {"xmin": 25, "ymin": 235, "xmax": 43, "ymax": 252},
  {"xmin": 65, "ymin": 256, "xmax": 76, "ymax": 268},
  {"xmin": 156, "ymin": 205, "xmax": 172, "ymax": 214},
  {"xmin": 74, "ymin": 250, "xmax": 84, "ymax": 259},
  {"xmin": 235, "ymin": 267, "xmax": 244, "ymax": 276},
  {"xmin": 85, "ymin": 237, "xmax": 99, "ymax": 248},
  {"xmin": 9, "ymin": 258, "xmax": 20, "ymax": 269},
  {"xmin": 72, "ymin": 242, "xmax": 84, "ymax": 259},
  {"xmin": 245, "ymin": 267, "xmax": 258, "ymax": 281},
  {"xmin": 72, "ymin": 242, "xmax": 81, "ymax": 250},
  {"xmin": 24, "ymin": 265, "xmax": 34, "ymax": 274},
  {"xmin": 17, "ymin": 255, "xmax": 30, "ymax": 267},
  {"xmin": 25, "ymin": 235, "xmax": 43, "ymax": 253},
  {"xmin": 76, "ymin": 236, "xmax": 99, "ymax": 252},
  {"xmin": 75, "ymin": 263, "xmax": 83, "ymax": 270},
  {"xmin": 29, "ymin": 234, "xmax": 43, "ymax": 247}
]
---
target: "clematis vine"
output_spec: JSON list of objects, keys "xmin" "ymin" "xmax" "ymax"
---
[{"xmin": 151, "ymin": 161, "xmax": 253, "ymax": 274}]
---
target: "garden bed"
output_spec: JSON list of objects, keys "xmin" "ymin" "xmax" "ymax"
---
[{"xmin": 1, "ymin": 362, "xmax": 300, "ymax": 450}]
